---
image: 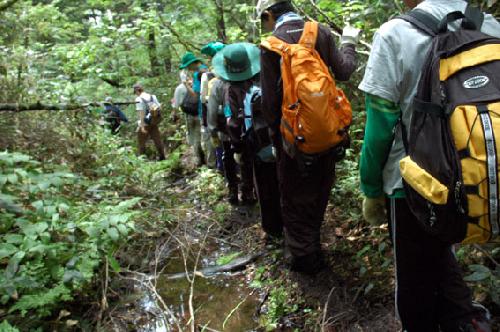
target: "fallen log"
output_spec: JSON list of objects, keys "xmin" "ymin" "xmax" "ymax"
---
[
  {"xmin": 165, "ymin": 251, "xmax": 264, "ymax": 280},
  {"xmin": 0, "ymin": 101, "xmax": 136, "ymax": 112}
]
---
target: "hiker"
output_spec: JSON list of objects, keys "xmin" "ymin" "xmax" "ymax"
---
[
  {"xmin": 179, "ymin": 52, "xmax": 216, "ymax": 167},
  {"xmin": 173, "ymin": 71, "xmax": 205, "ymax": 166},
  {"xmin": 258, "ymin": 0, "xmax": 359, "ymax": 274},
  {"xmin": 359, "ymin": 0, "xmax": 500, "ymax": 330},
  {"xmin": 103, "ymin": 97, "xmax": 128, "ymax": 134},
  {"xmin": 206, "ymin": 64, "xmax": 239, "ymax": 204},
  {"xmin": 214, "ymin": 43, "xmax": 283, "ymax": 236},
  {"xmin": 133, "ymin": 83, "xmax": 165, "ymax": 161},
  {"xmin": 214, "ymin": 43, "xmax": 261, "ymax": 206},
  {"xmin": 201, "ymin": 42, "xmax": 226, "ymax": 172}
]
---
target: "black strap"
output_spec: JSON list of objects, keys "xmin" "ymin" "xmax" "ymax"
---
[
  {"xmin": 413, "ymin": 98, "xmax": 445, "ymax": 117},
  {"xmin": 438, "ymin": 11, "xmax": 466, "ymax": 32},
  {"xmin": 463, "ymin": 5, "xmax": 484, "ymax": 30},
  {"xmin": 438, "ymin": 5, "xmax": 485, "ymax": 33},
  {"xmin": 400, "ymin": 115, "xmax": 409, "ymax": 154},
  {"xmin": 398, "ymin": 9, "xmax": 440, "ymax": 37}
]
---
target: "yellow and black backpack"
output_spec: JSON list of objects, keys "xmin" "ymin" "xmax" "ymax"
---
[{"xmin": 398, "ymin": 6, "xmax": 500, "ymax": 244}]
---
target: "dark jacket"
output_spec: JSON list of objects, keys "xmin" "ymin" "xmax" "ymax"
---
[
  {"xmin": 225, "ymin": 80, "xmax": 253, "ymax": 150},
  {"xmin": 260, "ymin": 19, "xmax": 357, "ymax": 129}
]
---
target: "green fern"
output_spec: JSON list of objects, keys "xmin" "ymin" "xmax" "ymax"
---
[{"xmin": 8, "ymin": 284, "xmax": 72, "ymax": 317}]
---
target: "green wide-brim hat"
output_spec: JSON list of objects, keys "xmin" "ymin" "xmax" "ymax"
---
[
  {"xmin": 179, "ymin": 52, "xmax": 203, "ymax": 69},
  {"xmin": 212, "ymin": 43, "xmax": 261, "ymax": 82},
  {"xmin": 201, "ymin": 42, "xmax": 226, "ymax": 57}
]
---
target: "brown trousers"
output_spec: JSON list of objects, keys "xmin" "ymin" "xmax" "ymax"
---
[
  {"xmin": 137, "ymin": 124, "xmax": 165, "ymax": 160},
  {"xmin": 278, "ymin": 144, "xmax": 336, "ymax": 258}
]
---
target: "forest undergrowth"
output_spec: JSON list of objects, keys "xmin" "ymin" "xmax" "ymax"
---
[{"xmin": 0, "ymin": 107, "xmax": 498, "ymax": 331}]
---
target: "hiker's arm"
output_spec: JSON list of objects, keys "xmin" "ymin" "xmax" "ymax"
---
[
  {"xmin": 207, "ymin": 83, "xmax": 221, "ymax": 137},
  {"xmin": 184, "ymin": 82, "xmax": 197, "ymax": 97},
  {"xmin": 200, "ymin": 73, "xmax": 209, "ymax": 104},
  {"xmin": 360, "ymin": 94, "xmax": 400, "ymax": 198},
  {"xmin": 138, "ymin": 110, "xmax": 146, "ymax": 127},
  {"xmin": 260, "ymin": 48, "xmax": 282, "ymax": 130},
  {"xmin": 326, "ymin": 31, "xmax": 357, "ymax": 82}
]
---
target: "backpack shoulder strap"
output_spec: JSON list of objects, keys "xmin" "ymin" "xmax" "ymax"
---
[
  {"xmin": 299, "ymin": 21, "xmax": 319, "ymax": 49},
  {"xmin": 462, "ymin": 4, "xmax": 484, "ymax": 30},
  {"xmin": 398, "ymin": 9, "xmax": 440, "ymax": 37},
  {"xmin": 261, "ymin": 36, "xmax": 289, "ymax": 54}
]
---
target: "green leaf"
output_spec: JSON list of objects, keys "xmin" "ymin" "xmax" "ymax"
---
[
  {"xmin": 216, "ymin": 252, "xmax": 241, "ymax": 266},
  {"xmin": 108, "ymin": 255, "xmax": 121, "ymax": 273},
  {"xmin": 464, "ymin": 271, "xmax": 491, "ymax": 282},
  {"xmin": 0, "ymin": 320, "xmax": 20, "ymax": 332},
  {"xmin": 4, "ymin": 234, "xmax": 23, "ymax": 244},
  {"xmin": 116, "ymin": 223, "xmax": 128, "ymax": 236},
  {"xmin": 7, "ymin": 173, "xmax": 18, "ymax": 184},
  {"xmin": 0, "ymin": 243, "xmax": 18, "ymax": 260},
  {"xmin": 21, "ymin": 222, "xmax": 49, "ymax": 236},
  {"xmin": 106, "ymin": 227, "xmax": 120, "ymax": 241}
]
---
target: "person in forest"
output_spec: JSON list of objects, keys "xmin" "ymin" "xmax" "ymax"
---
[
  {"xmin": 133, "ymin": 83, "xmax": 166, "ymax": 161},
  {"xmin": 359, "ymin": 0, "xmax": 500, "ymax": 330},
  {"xmin": 216, "ymin": 43, "xmax": 258, "ymax": 207},
  {"xmin": 172, "ymin": 72, "xmax": 205, "ymax": 166},
  {"xmin": 257, "ymin": 0, "xmax": 359, "ymax": 274},
  {"xmin": 179, "ymin": 51, "xmax": 217, "ymax": 168},
  {"xmin": 201, "ymin": 41, "xmax": 226, "ymax": 173},
  {"xmin": 213, "ymin": 43, "xmax": 283, "ymax": 235},
  {"xmin": 206, "ymin": 67, "xmax": 240, "ymax": 205},
  {"xmin": 103, "ymin": 96, "xmax": 128, "ymax": 135}
]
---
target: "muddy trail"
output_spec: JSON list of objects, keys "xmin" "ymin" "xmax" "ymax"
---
[{"xmin": 95, "ymin": 153, "xmax": 401, "ymax": 332}]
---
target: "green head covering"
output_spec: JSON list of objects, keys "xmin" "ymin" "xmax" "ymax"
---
[
  {"xmin": 179, "ymin": 52, "xmax": 203, "ymax": 69},
  {"xmin": 212, "ymin": 43, "xmax": 260, "ymax": 82},
  {"xmin": 201, "ymin": 42, "xmax": 226, "ymax": 57}
]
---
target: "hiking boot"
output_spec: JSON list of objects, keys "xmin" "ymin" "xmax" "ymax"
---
[
  {"xmin": 442, "ymin": 303, "xmax": 492, "ymax": 332},
  {"xmin": 290, "ymin": 251, "xmax": 326, "ymax": 276},
  {"xmin": 457, "ymin": 319, "xmax": 491, "ymax": 332}
]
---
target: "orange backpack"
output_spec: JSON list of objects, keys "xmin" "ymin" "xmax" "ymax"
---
[{"xmin": 261, "ymin": 21, "xmax": 352, "ymax": 156}]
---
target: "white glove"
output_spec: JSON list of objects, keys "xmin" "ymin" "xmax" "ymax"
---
[
  {"xmin": 341, "ymin": 25, "xmax": 361, "ymax": 46},
  {"xmin": 180, "ymin": 70, "xmax": 188, "ymax": 83},
  {"xmin": 234, "ymin": 153, "xmax": 242, "ymax": 165}
]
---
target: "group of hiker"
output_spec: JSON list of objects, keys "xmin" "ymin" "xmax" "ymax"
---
[{"xmin": 131, "ymin": 0, "xmax": 500, "ymax": 330}]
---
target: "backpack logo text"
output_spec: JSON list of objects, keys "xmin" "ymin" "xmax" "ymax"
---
[{"xmin": 463, "ymin": 75, "xmax": 490, "ymax": 89}]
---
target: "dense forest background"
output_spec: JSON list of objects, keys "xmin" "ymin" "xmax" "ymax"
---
[{"xmin": 0, "ymin": 0, "xmax": 499, "ymax": 331}]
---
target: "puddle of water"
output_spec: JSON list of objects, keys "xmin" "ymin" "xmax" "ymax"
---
[
  {"xmin": 157, "ymin": 274, "xmax": 259, "ymax": 331},
  {"xmin": 138, "ymin": 243, "xmax": 261, "ymax": 332}
]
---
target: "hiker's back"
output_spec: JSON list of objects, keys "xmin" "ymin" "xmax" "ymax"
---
[
  {"xmin": 262, "ymin": 21, "xmax": 352, "ymax": 156},
  {"xmin": 360, "ymin": 0, "xmax": 500, "ymax": 196}
]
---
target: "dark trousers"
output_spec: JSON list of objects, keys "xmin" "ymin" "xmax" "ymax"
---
[
  {"xmin": 389, "ymin": 198, "xmax": 479, "ymax": 332},
  {"xmin": 222, "ymin": 141, "xmax": 238, "ymax": 190},
  {"xmin": 137, "ymin": 124, "xmax": 165, "ymax": 160},
  {"xmin": 278, "ymin": 147, "xmax": 336, "ymax": 258},
  {"xmin": 240, "ymin": 145, "xmax": 255, "ymax": 199},
  {"xmin": 253, "ymin": 158, "xmax": 283, "ymax": 236}
]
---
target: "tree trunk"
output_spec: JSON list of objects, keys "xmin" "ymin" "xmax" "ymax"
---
[
  {"xmin": 214, "ymin": 0, "xmax": 227, "ymax": 43},
  {"xmin": 0, "ymin": 102, "xmax": 136, "ymax": 112},
  {"xmin": 147, "ymin": 28, "xmax": 161, "ymax": 76}
]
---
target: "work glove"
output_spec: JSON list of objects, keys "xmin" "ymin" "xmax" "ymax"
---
[
  {"xmin": 341, "ymin": 25, "xmax": 361, "ymax": 47},
  {"xmin": 180, "ymin": 70, "xmax": 188, "ymax": 84},
  {"xmin": 362, "ymin": 196, "xmax": 387, "ymax": 226},
  {"xmin": 211, "ymin": 135, "xmax": 221, "ymax": 147},
  {"xmin": 234, "ymin": 153, "xmax": 242, "ymax": 165}
]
